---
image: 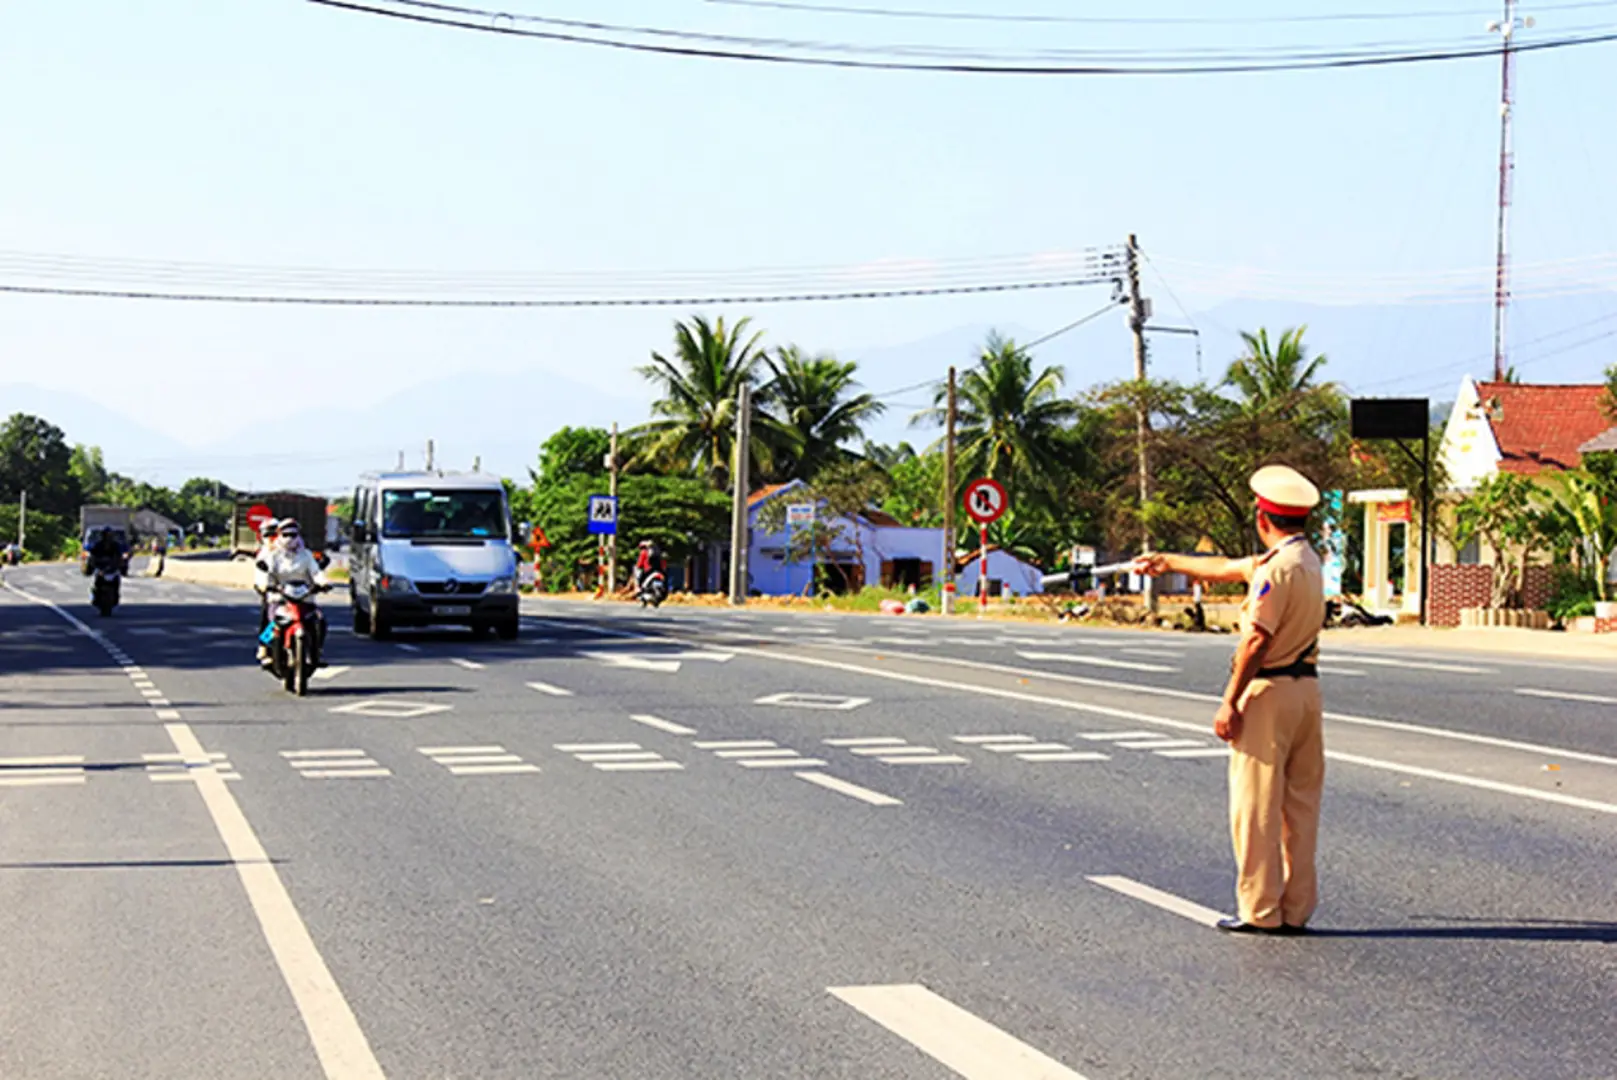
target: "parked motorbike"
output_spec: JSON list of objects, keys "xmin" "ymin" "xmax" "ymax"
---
[
  {"xmin": 637, "ymin": 570, "xmax": 668, "ymax": 609},
  {"xmin": 261, "ymin": 581, "xmax": 328, "ymax": 696},
  {"xmin": 91, "ymin": 562, "xmax": 121, "ymax": 616}
]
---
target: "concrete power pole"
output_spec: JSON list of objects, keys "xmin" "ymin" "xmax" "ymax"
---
[
  {"xmin": 1126, "ymin": 234, "xmax": 1157, "ymax": 615},
  {"xmin": 941, "ymin": 366, "xmax": 958, "ymax": 616},
  {"xmin": 425, "ymin": 439, "xmax": 435, "ymax": 472},
  {"xmin": 17, "ymin": 490, "xmax": 25, "ymax": 552},
  {"xmin": 727, "ymin": 384, "xmax": 752, "ymax": 605},
  {"xmin": 607, "ymin": 422, "xmax": 619, "ymax": 594}
]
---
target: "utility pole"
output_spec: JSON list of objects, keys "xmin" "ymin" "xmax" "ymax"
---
[
  {"xmin": 1126, "ymin": 234, "xmax": 1157, "ymax": 615},
  {"xmin": 607, "ymin": 422, "xmax": 619, "ymax": 595},
  {"xmin": 941, "ymin": 366, "xmax": 958, "ymax": 616},
  {"xmin": 396, "ymin": 451, "xmax": 405, "ymax": 471},
  {"xmin": 425, "ymin": 439, "xmax": 435, "ymax": 472},
  {"xmin": 1488, "ymin": 1, "xmax": 1529, "ymax": 382},
  {"xmin": 17, "ymin": 491, "xmax": 25, "ymax": 552},
  {"xmin": 727, "ymin": 384, "xmax": 752, "ymax": 605}
]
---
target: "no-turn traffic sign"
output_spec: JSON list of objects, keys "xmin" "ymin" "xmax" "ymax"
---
[
  {"xmin": 245, "ymin": 503, "xmax": 275, "ymax": 532},
  {"xmin": 962, "ymin": 478, "xmax": 1007, "ymax": 525}
]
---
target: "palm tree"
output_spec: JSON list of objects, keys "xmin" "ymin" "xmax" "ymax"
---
[
  {"xmin": 762, "ymin": 346, "xmax": 886, "ymax": 480},
  {"xmin": 1224, "ymin": 326, "xmax": 1331, "ymax": 409},
  {"xmin": 912, "ymin": 332, "xmax": 1078, "ymax": 506},
  {"xmin": 632, "ymin": 315, "xmax": 774, "ymax": 489}
]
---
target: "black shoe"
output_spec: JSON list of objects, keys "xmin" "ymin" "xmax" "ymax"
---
[
  {"xmin": 1276, "ymin": 923, "xmax": 1310, "ymax": 936},
  {"xmin": 1216, "ymin": 916, "xmax": 1284, "ymax": 935}
]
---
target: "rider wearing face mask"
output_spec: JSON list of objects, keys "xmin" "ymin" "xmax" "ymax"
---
[{"xmin": 258, "ymin": 519, "xmax": 328, "ymax": 662}]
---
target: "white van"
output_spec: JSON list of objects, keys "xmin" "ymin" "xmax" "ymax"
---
[{"xmin": 348, "ymin": 471, "xmax": 520, "ymax": 640}]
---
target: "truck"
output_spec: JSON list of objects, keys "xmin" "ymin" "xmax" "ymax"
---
[
  {"xmin": 231, "ymin": 493, "xmax": 329, "ymax": 557},
  {"xmin": 78, "ymin": 505, "xmax": 136, "ymax": 575}
]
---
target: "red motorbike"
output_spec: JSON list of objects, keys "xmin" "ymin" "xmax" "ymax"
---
[{"xmin": 261, "ymin": 580, "xmax": 328, "ymax": 696}]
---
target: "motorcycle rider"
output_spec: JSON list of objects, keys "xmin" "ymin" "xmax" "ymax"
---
[
  {"xmin": 253, "ymin": 519, "xmax": 280, "ymax": 658},
  {"xmin": 88, "ymin": 527, "xmax": 125, "ymax": 575},
  {"xmin": 258, "ymin": 518, "xmax": 327, "ymax": 665},
  {"xmin": 632, "ymin": 539, "xmax": 664, "ymax": 592}
]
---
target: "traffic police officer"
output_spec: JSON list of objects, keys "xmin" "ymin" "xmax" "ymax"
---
[{"xmin": 1134, "ymin": 464, "xmax": 1325, "ymax": 935}]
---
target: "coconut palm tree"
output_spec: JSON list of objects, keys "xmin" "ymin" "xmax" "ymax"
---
[
  {"xmin": 632, "ymin": 315, "xmax": 777, "ymax": 489},
  {"xmin": 762, "ymin": 346, "xmax": 886, "ymax": 480},
  {"xmin": 1224, "ymin": 326, "xmax": 1331, "ymax": 409},
  {"xmin": 912, "ymin": 332, "xmax": 1078, "ymax": 506}
]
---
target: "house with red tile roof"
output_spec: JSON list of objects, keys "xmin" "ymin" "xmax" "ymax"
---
[{"xmin": 1351, "ymin": 375, "xmax": 1616, "ymax": 618}]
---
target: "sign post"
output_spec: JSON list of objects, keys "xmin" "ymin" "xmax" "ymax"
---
[
  {"xmin": 587, "ymin": 495, "xmax": 618, "ymax": 600},
  {"xmin": 962, "ymin": 478, "xmax": 1008, "ymax": 617},
  {"xmin": 786, "ymin": 503, "xmax": 814, "ymax": 596}
]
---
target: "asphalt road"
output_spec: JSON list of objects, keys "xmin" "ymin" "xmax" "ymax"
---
[{"xmin": 2, "ymin": 562, "xmax": 1614, "ymax": 1079}]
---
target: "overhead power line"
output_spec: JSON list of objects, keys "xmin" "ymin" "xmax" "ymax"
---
[
  {"xmin": 705, "ymin": 0, "xmax": 1617, "ymax": 26},
  {"xmin": 308, "ymin": 0, "xmax": 1617, "ymax": 75}
]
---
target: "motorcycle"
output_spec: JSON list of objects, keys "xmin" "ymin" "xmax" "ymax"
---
[
  {"xmin": 261, "ymin": 580, "xmax": 328, "ymax": 696},
  {"xmin": 637, "ymin": 569, "xmax": 668, "ymax": 609},
  {"xmin": 91, "ymin": 562, "xmax": 121, "ymax": 616}
]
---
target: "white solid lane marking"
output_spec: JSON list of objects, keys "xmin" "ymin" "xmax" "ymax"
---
[
  {"xmin": 715, "ymin": 747, "xmax": 800, "ymax": 759},
  {"xmin": 739, "ymin": 757, "xmax": 828, "ymax": 769},
  {"xmin": 594, "ymin": 760, "xmax": 685, "ymax": 772},
  {"xmin": 526, "ymin": 680, "xmax": 575, "ymax": 697},
  {"xmin": 1320, "ymin": 667, "xmax": 1367, "ymax": 677},
  {"xmin": 417, "ymin": 745, "xmax": 505, "ymax": 755},
  {"xmin": 1087, "ymin": 874, "xmax": 1225, "ymax": 927},
  {"xmin": 439, "ymin": 754, "xmax": 525, "ymax": 766},
  {"xmin": 448, "ymin": 763, "xmax": 541, "ymax": 776},
  {"xmin": 692, "ymin": 739, "xmax": 777, "ymax": 750},
  {"xmin": 850, "ymin": 745, "xmax": 942, "ymax": 757},
  {"xmin": 300, "ymin": 768, "xmax": 392, "ymax": 779},
  {"xmin": 1016, "ymin": 650, "xmax": 1177, "ymax": 673},
  {"xmin": 631, "ymin": 713, "xmax": 695, "ymax": 735},
  {"xmin": 0, "ymin": 755, "xmax": 85, "ymax": 766},
  {"xmin": 281, "ymin": 749, "xmax": 368, "ymax": 759},
  {"xmin": 981, "ymin": 742, "xmax": 1070, "ymax": 753},
  {"xmin": 829, "ymin": 983, "xmax": 1089, "ymax": 1080},
  {"xmin": 576, "ymin": 751, "xmax": 662, "ymax": 762},
  {"xmin": 163, "ymin": 723, "xmax": 386, "ymax": 1078},
  {"xmin": 1330, "ymin": 654, "xmax": 1492, "ymax": 674},
  {"xmin": 824, "ymin": 737, "xmax": 905, "ymax": 747},
  {"xmin": 796, "ymin": 772, "xmax": 902, "ymax": 806},
  {"xmin": 1515, "ymin": 687, "xmax": 1617, "ymax": 706},
  {"xmin": 554, "ymin": 742, "xmax": 641, "ymax": 752},
  {"xmin": 312, "ymin": 666, "xmax": 351, "ymax": 681},
  {"xmin": 450, "ymin": 658, "xmax": 485, "ymax": 671},
  {"xmin": 1329, "ymin": 750, "xmax": 1617, "ymax": 815},
  {"xmin": 1158, "ymin": 747, "xmax": 1231, "ymax": 759},
  {"xmin": 0, "ymin": 774, "xmax": 87, "ymax": 787}
]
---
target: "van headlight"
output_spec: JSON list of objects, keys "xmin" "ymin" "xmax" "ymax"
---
[
  {"xmin": 486, "ymin": 576, "xmax": 516, "ymax": 595},
  {"xmin": 380, "ymin": 574, "xmax": 414, "ymax": 594}
]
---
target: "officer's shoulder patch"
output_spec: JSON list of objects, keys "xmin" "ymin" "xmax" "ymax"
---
[{"xmin": 1257, "ymin": 580, "xmax": 1273, "ymax": 598}]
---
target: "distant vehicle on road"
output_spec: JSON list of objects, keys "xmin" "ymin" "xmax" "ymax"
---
[
  {"xmin": 230, "ymin": 493, "xmax": 327, "ymax": 558},
  {"xmin": 347, "ymin": 471, "xmax": 520, "ymax": 641},
  {"xmin": 78, "ymin": 505, "xmax": 134, "ymax": 574}
]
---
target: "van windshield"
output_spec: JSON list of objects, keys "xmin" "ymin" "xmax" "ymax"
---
[{"xmin": 380, "ymin": 489, "xmax": 506, "ymax": 540}]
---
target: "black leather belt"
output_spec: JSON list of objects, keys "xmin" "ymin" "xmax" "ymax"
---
[{"xmin": 1256, "ymin": 658, "xmax": 1318, "ymax": 679}]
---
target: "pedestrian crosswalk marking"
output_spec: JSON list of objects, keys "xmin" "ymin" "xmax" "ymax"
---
[
  {"xmin": 1077, "ymin": 730, "xmax": 1162, "ymax": 742},
  {"xmin": 554, "ymin": 741, "xmax": 683, "ymax": 772},
  {"xmin": 827, "ymin": 737, "xmax": 968, "ymax": 766},
  {"xmin": 281, "ymin": 748, "xmax": 391, "ymax": 779},
  {"xmin": 948, "ymin": 734, "xmax": 1112, "ymax": 764},
  {"xmin": 697, "ymin": 738, "xmax": 824, "ymax": 770},
  {"xmin": 418, "ymin": 745, "xmax": 538, "ymax": 776},
  {"xmin": 0, "ymin": 755, "xmax": 87, "ymax": 787},
  {"xmin": 1157, "ymin": 746, "xmax": 1229, "ymax": 759},
  {"xmin": 1114, "ymin": 738, "xmax": 1203, "ymax": 751},
  {"xmin": 144, "ymin": 751, "xmax": 240, "ymax": 782}
]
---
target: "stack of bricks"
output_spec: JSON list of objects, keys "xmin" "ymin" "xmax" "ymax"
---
[{"xmin": 1427, "ymin": 564, "xmax": 1493, "ymax": 628}]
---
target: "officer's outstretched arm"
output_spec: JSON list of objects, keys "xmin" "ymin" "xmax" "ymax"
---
[{"xmin": 1133, "ymin": 553, "xmax": 1253, "ymax": 583}]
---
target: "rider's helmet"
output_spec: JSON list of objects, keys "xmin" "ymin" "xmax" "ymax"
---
[{"xmin": 277, "ymin": 518, "xmax": 304, "ymax": 551}]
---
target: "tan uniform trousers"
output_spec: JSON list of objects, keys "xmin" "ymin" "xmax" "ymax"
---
[{"xmin": 1230, "ymin": 675, "xmax": 1325, "ymax": 928}]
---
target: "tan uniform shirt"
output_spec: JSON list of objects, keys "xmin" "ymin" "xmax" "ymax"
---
[{"xmin": 1239, "ymin": 535, "xmax": 1325, "ymax": 667}]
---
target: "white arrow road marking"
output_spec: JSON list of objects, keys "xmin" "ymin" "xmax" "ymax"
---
[
  {"xmin": 1016, "ymin": 650, "xmax": 1177, "ymax": 673},
  {"xmin": 580, "ymin": 649, "xmax": 734, "ymax": 674},
  {"xmin": 829, "ymin": 983, "xmax": 1090, "ymax": 1080}
]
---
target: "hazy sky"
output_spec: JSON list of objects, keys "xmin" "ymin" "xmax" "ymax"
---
[{"xmin": 3, "ymin": 1, "xmax": 1615, "ymax": 479}]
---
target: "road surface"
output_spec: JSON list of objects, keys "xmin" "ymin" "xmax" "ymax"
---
[{"xmin": 2, "ymin": 563, "xmax": 1613, "ymax": 1079}]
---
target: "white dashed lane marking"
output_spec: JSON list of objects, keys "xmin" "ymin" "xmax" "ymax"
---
[
  {"xmin": 796, "ymin": 772, "xmax": 903, "ymax": 806},
  {"xmin": 631, "ymin": 713, "xmax": 696, "ymax": 735},
  {"xmin": 526, "ymin": 680, "xmax": 574, "ymax": 697},
  {"xmin": 1515, "ymin": 687, "xmax": 1617, "ymax": 705}
]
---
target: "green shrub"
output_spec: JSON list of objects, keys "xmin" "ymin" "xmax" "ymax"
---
[{"xmin": 1546, "ymin": 567, "xmax": 1599, "ymax": 622}]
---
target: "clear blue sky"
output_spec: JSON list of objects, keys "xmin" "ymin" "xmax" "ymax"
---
[{"xmin": 2, "ymin": 1, "xmax": 1615, "ymax": 483}]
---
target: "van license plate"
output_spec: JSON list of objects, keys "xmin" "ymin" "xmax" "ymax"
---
[{"xmin": 433, "ymin": 605, "xmax": 472, "ymax": 616}]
